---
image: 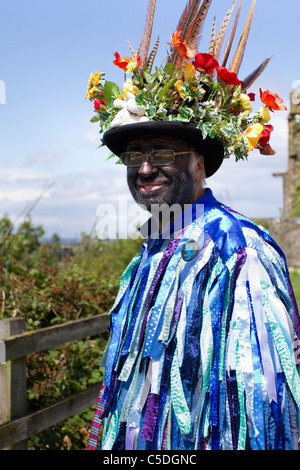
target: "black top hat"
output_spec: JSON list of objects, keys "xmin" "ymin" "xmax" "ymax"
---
[{"xmin": 103, "ymin": 121, "xmax": 224, "ymax": 178}]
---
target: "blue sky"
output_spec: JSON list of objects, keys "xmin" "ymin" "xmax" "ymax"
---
[{"xmin": 0, "ymin": 0, "xmax": 299, "ymax": 239}]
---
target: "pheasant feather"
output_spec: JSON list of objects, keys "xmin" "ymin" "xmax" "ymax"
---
[
  {"xmin": 146, "ymin": 36, "xmax": 160, "ymax": 72},
  {"xmin": 138, "ymin": 0, "xmax": 157, "ymax": 68},
  {"xmin": 186, "ymin": 0, "xmax": 212, "ymax": 50},
  {"xmin": 229, "ymin": 0, "xmax": 256, "ymax": 74},
  {"xmin": 221, "ymin": 0, "xmax": 242, "ymax": 68},
  {"xmin": 168, "ymin": 0, "xmax": 201, "ymax": 68},
  {"xmin": 177, "ymin": 0, "xmax": 202, "ymax": 42},
  {"xmin": 213, "ymin": 0, "xmax": 237, "ymax": 60},
  {"xmin": 242, "ymin": 57, "xmax": 272, "ymax": 91},
  {"xmin": 208, "ymin": 17, "xmax": 216, "ymax": 55}
]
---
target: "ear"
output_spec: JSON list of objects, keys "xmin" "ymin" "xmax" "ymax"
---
[{"xmin": 189, "ymin": 153, "xmax": 205, "ymax": 183}]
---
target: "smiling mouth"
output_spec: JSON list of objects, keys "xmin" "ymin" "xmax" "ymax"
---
[{"xmin": 137, "ymin": 180, "xmax": 169, "ymax": 192}]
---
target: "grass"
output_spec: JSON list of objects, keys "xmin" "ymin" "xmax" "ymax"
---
[{"xmin": 290, "ymin": 271, "xmax": 300, "ymax": 309}]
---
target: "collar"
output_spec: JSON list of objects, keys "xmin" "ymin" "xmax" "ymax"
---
[{"xmin": 139, "ymin": 188, "xmax": 215, "ymax": 244}]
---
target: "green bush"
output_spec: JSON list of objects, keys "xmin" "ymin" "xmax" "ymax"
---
[{"xmin": 0, "ymin": 215, "xmax": 142, "ymax": 450}]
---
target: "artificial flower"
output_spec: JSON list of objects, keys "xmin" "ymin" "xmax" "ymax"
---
[
  {"xmin": 171, "ymin": 30, "xmax": 197, "ymax": 60},
  {"xmin": 85, "ymin": 71, "xmax": 103, "ymax": 100},
  {"xmin": 259, "ymin": 105, "xmax": 271, "ymax": 123},
  {"xmin": 259, "ymin": 88, "xmax": 287, "ymax": 111},
  {"xmin": 248, "ymin": 93, "xmax": 255, "ymax": 101},
  {"xmin": 94, "ymin": 91, "xmax": 106, "ymax": 111},
  {"xmin": 243, "ymin": 123, "xmax": 264, "ymax": 151},
  {"xmin": 258, "ymin": 124, "xmax": 273, "ymax": 148},
  {"xmin": 175, "ymin": 80, "xmax": 186, "ymax": 99},
  {"xmin": 123, "ymin": 79, "xmax": 140, "ymax": 96},
  {"xmin": 239, "ymin": 93, "xmax": 252, "ymax": 111},
  {"xmin": 193, "ymin": 53, "xmax": 219, "ymax": 74},
  {"xmin": 259, "ymin": 143, "xmax": 276, "ymax": 155},
  {"xmin": 216, "ymin": 66, "xmax": 242, "ymax": 86},
  {"xmin": 184, "ymin": 62, "xmax": 197, "ymax": 82},
  {"xmin": 113, "ymin": 52, "xmax": 141, "ymax": 73},
  {"xmin": 126, "ymin": 56, "xmax": 141, "ymax": 73}
]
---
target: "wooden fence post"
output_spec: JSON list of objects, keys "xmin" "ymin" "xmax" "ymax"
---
[{"xmin": 0, "ymin": 318, "xmax": 27, "ymax": 449}]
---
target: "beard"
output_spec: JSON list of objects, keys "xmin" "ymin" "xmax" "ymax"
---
[{"xmin": 127, "ymin": 168, "xmax": 195, "ymax": 213}]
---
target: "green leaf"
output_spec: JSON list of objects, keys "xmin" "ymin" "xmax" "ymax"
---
[
  {"xmin": 164, "ymin": 62, "xmax": 175, "ymax": 76},
  {"xmin": 179, "ymin": 106, "xmax": 193, "ymax": 121},
  {"xmin": 221, "ymin": 123, "xmax": 237, "ymax": 137},
  {"xmin": 90, "ymin": 114, "xmax": 100, "ymax": 123},
  {"xmin": 197, "ymin": 121, "xmax": 212, "ymax": 139},
  {"xmin": 103, "ymin": 81, "xmax": 120, "ymax": 104}
]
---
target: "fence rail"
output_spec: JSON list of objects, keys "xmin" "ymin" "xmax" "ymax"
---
[{"xmin": 0, "ymin": 314, "xmax": 110, "ymax": 450}]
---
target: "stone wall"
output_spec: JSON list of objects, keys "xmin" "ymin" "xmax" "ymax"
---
[{"xmin": 256, "ymin": 217, "xmax": 300, "ymax": 269}]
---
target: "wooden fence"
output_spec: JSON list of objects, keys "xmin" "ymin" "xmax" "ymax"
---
[{"xmin": 0, "ymin": 313, "xmax": 110, "ymax": 450}]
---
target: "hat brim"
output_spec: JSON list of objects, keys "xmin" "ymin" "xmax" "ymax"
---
[{"xmin": 102, "ymin": 121, "xmax": 224, "ymax": 178}]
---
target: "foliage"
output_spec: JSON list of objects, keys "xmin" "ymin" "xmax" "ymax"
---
[
  {"xmin": 290, "ymin": 271, "xmax": 300, "ymax": 307},
  {"xmin": 0, "ymin": 215, "xmax": 142, "ymax": 450}
]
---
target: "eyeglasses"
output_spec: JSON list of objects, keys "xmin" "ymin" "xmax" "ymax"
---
[{"xmin": 119, "ymin": 150, "xmax": 191, "ymax": 167}]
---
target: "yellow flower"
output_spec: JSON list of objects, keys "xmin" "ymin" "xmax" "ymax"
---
[
  {"xmin": 126, "ymin": 57, "xmax": 140, "ymax": 73},
  {"xmin": 85, "ymin": 71, "xmax": 103, "ymax": 100},
  {"xmin": 259, "ymin": 105, "xmax": 271, "ymax": 123},
  {"xmin": 175, "ymin": 80, "xmax": 186, "ymax": 99},
  {"xmin": 123, "ymin": 79, "xmax": 140, "ymax": 97},
  {"xmin": 244, "ymin": 123, "xmax": 264, "ymax": 151},
  {"xmin": 184, "ymin": 63, "xmax": 197, "ymax": 83}
]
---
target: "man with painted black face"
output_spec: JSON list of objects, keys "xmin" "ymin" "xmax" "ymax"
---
[{"xmin": 87, "ymin": 0, "xmax": 300, "ymax": 452}]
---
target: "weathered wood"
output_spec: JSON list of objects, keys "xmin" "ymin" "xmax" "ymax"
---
[
  {"xmin": 0, "ymin": 319, "xmax": 27, "ymax": 449},
  {"xmin": 0, "ymin": 382, "xmax": 102, "ymax": 449},
  {"xmin": 2, "ymin": 313, "xmax": 110, "ymax": 362}
]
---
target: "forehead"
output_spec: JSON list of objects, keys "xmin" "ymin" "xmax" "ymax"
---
[{"xmin": 126, "ymin": 135, "xmax": 191, "ymax": 151}]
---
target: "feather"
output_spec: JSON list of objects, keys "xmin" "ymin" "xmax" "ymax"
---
[
  {"xmin": 241, "ymin": 57, "xmax": 272, "ymax": 91},
  {"xmin": 138, "ymin": 0, "xmax": 157, "ymax": 68},
  {"xmin": 221, "ymin": 0, "xmax": 242, "ymax": 68},
  {"xmin": 146, "ymin": 36, "xmax": 160, "ymax": 72},
  {"xmin": 208, "ymin": 17, "xmax": 216, "ymax": 55},
  {"xmin": 177, "ymin": 0, "xmax": 202, "ymax": 42},
  {"xmin": 213, "ymin": 0, "xmax": 237, "ymax": 60},
  {"xmin": 127, "ymin": 40, "xmax": 137, "ymax": 57},
  {"xmin": 229, "ymin": 0, "xmax": 256, "ymax": 75},
  {"xmin": 168, "ymin": 0, "xmax": 201, "ymax": 67},
  {"xmin": 186, "ymin": 0, "xmax": 213, "ymax": 50},
  {"xmin": 169, "ymin": 0, "xmax": 212, "ymax": 71}
]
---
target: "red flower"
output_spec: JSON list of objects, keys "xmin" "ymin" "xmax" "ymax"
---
[
  {"xmin": 259, "ymin": 88, "xmax": 287, "ymax": 111},
  {"xmin": 216, "ymin": 66, "xmax": 242, "ymax": 86},
  {"xmin": 258, "ymin": 124, "xmax": 273, "ymax": 147},
  {"xmin": 248, "ymin": 93, "xmax": 255, "ymax": 101},
  {"xmin": 259, "ymin": 143, "xmax": 276, "ymax": 155},
  {"xmin": 94, "ymin": 91, "xmax": 106, "ymax": 111},
  {"xmin": 171, "ymin": 30, "xmax": 197, "ymax": 60},
  {"xmin": 192, "ymin": 53, "xmax": 219, "ymax": 74},
  {"xmin": 256, "ymin": 124, "xmax": 276, "ymax": 155}
]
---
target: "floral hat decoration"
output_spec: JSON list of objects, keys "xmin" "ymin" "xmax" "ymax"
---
[{"xmin": 85, "ymin": 0, "xmax": 286, "ymax": 175}]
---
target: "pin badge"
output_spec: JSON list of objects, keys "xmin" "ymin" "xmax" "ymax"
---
[{"xmin": 181, "ymin": 240, "xmax": 199, "ymax": 261}]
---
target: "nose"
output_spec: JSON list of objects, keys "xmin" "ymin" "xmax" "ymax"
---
[{"xmin": 137, "ymin": 155, "xmax": 158, "ymax": 177}]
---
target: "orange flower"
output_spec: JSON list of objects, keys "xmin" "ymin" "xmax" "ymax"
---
[
  {"xmin": 259, "ymin": 88, "xmax": 287, "ymax": 112},
  {"xmin": 113, "ymin": 52, "xmax": 141, "ymax": 73},
  {"xmin": 171, "ymin": 30, "xmax": 197, "ymax": 60}
]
